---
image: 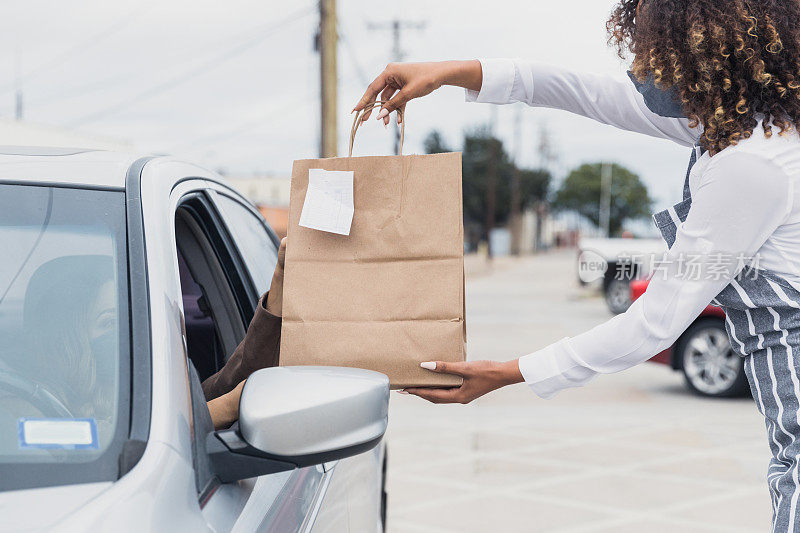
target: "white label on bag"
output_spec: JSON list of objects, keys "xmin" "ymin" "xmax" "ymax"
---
[{"xmin": 299, "ymin": 169, "xmax": 355, "ymax": 235}]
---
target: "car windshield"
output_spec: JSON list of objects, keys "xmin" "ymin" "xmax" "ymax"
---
[{"xmin": 0, "ymin": 184, "xmax": 130, "ymax": 490}]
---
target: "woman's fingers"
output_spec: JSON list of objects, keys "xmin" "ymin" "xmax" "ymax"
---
[
  {"xmin": 420, "ymin": 360, "xmax": 468, "ymax": 376},
  {"xmin": 379, "ymin": 85, "xmax": 398, "ymax": 125},
  {"xmin": 354, "ymin": 72, "xmax": 388, "ymax": 120},
  {"xmin": 379, "ymin": 88, "xmax": 411, "ymax": 119},
  {"xmin": 277, "ymin": 237, "xmax": 287, "ymax": 269},
  {"xmin": 403, "ymin": 387, "xmax": 463, "ymax": 404}
]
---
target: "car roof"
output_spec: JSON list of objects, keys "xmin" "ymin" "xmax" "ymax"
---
[{"xmin": 0, "ymin": 146, "xmax": 151, "ymax": 189}]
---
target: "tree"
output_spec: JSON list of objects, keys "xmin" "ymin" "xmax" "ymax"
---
[
  {"xmin": 553, "ymin": 163, "xmax": 652, "ymax": 236},
  {"xmin": 423, "ymin": 129, "xmax": 551, "ymax": 248}
]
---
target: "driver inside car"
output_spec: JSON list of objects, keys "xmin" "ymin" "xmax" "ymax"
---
[{"xmin": 6, "ymin": 238, "xmax": 287, "ymax": 443}]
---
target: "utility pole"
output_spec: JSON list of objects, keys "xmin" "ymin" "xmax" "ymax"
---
[
  {"xmin": 14, "ymin": 89, "xmax": 22, "ymax": 121},
  {"xmin": 486, "ymin": 107, "xmax": 499, "ymax": 260},
  {"xmin": 600, "ymin": 162, "xmax": 613, "ymax": 238},
  {"xmin": 318, "ymin": 0, "xmax": 337, "ymax": 157},
  {"xmin": 14, "ymin": 47, "xmax": 23, "ymax": 121},
  {"xmin": 536, "ymin": 122, "xmax": 558, "ymax": 250},
  {"xmin": 510, "ymin": 107, "xmax": 522, "ymax": 255},
  {"xmin": 368, "ymin": 19, "xmax": 425, "ymax": 155}
]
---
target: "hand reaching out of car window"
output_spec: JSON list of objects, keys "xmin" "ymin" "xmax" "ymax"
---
[
  {"xmin": 266, "ymin": 238, "xmax": 286, "ymax": 316},
  {"xmin": 207, "ymin": 379, "xmax": 245, "ymax": 430}
]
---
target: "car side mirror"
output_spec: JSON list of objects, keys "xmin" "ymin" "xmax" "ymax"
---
[{"xmin": 206, "ymin": 366, "xmax": 389, "ymax": 483}]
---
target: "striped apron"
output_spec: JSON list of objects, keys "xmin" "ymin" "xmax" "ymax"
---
[{"xmin": 654, "ymin": 145, "xmax": 800, "ymax": 531}]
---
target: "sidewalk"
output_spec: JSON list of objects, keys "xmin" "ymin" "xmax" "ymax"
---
[{"xmin": 387, "ymin": 251, "xmax": 771, "ymax": 533}]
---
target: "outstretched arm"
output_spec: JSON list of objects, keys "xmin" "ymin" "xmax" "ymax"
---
[
  {"xmin": 406, "ymin": 151, "xmax": 790, "ymax": 403},
  {"xmin": 202, "ymin": 238, "xmax": 286, "ymax": 401},
  {"xmin": 354, "ymin": 59, "xmax": 700, "ymax": 146},
  {"xmin": 470, "ymin": 59, "xmax": 699, "ymax": 146}
]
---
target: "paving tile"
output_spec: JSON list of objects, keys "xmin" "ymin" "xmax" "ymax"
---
[
  {"xmin": 391, "ymin": 494, "xmax": 611, "ymax": 533},
  {"xmin": 386, "ymin": 476, "xmax": 477, "ymax": 510},
  {"xmin": 628, "ymin": 428, "xmax": 741, "ymax": 450},
  {"xmin": 398, "ymin": 455, "xmax": 579, "ymax": 490},
  {"xmin": 668, "ymin": 489, "xmax": 772, "ymax": 531},
  {"xmin": 386, "ymin": 520, "xmax": 457, "ymax": 533},
  {"xmin": 639, "ymin": 454, "xmax": 767, "ymax": 485},
  {"xmin": 523, "ymin": 473, "xmax": 712, "ymax": 512},
  {"xmin": 521, "ymin": 441, "xmax": 679, "ymax": 469},
  {"xmin": 579, "ymin": 518, "xmax": 732, "ymax": 533}
]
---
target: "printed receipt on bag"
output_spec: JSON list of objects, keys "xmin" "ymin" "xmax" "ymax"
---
[{"xmin": 299, "ymin": 169, "xmax": 354, "ymax": 235}]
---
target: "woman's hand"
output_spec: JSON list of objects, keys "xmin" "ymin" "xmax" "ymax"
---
[
  {"xmin": 353, "ymin": 60, "xmax": 483, "ymax": 125},
  {"xmin": 208, "ymin": 379, "xmax": 245, "ymax": 430},
  {"xmin": 401, "ymin": 359, "xmax": 524, "ymax": 404},
  {"xmin": 266, "ymin": 237, "xmax": 286, "ymax": 316}
]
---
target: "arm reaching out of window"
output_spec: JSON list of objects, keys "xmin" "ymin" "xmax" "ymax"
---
[{"xmin": 202, "ymin": 238, "xmax": 287, "ymax": 401}]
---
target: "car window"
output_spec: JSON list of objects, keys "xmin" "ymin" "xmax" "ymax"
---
[
  {"xmin": 174, "ymin": 194, "xmax": 253, "ymax": 497},
  {"xmin": 0, "ymin": 184, "xmax": 129, "ymax": 491},
  {"xmin": 214, "ymin": 193, "xmax": 278, "ymax": 296}
]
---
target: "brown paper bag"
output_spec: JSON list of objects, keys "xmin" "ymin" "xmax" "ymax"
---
[{"xmin": 280, "ymin": 104, "xmax": 466, "ymax": 388}]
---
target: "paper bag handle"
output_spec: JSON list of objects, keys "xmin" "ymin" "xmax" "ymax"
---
[{"xmin": 348, "ymin": 101, "xmax": 405, "ymax": 157}]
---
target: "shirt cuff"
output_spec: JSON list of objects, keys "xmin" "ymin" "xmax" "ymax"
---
[
  {"xmin": 518, "ymin": 338, "xmax": 597, "ymax": 399},
  {"xmin": 465, "ymin": 58, "xmax": 517, "ymax": 104},
  {"xmin": 259, "ymin": 292, "xmax": 281, "ymax": 319}
]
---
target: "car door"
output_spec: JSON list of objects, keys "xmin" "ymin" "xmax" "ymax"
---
[
  {"xmin": 207, "ymin": 187, "xmax": 384, "ymax": 533},
  {"xmin": 169, "ymin": 179, "xmax": 331, "ymax": 532}
]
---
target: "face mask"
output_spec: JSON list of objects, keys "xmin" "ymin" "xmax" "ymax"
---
[
  {"xmin": 90, "ymin": 331, "xmax": 118, "ymax": 385},
  {"xmin": 627, "ymin": 70, "xmax": 685, "ymax": 118}
]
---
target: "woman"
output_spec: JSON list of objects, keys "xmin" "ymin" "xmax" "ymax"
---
[
  {"xmin": 22, "ymin": 255, "xmax": 119, "ymax": 442},
  {"xmin": 355, "ymin": 1, "xmax": 800, "ymax": 529},
  {"xmin": 17, "ymin": 238, "xmax": 287, "ymax": 434}
]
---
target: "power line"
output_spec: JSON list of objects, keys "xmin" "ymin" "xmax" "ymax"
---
[
  {"xmin": 172, "ymin": 50, "xmax": 381, "ymax": 153},
  {"xmin": 30, "ymin": 5, "xmax": 313, "ymax": 108},
  {"xmin": 1, "ymin": 2, "xmax": 157, "ymax": 93},
  {"xmin": 174, "ymin": 89, "xmax": 320, "ymax": 152},
  {"xmin": 367, "ymin": 19, "xmax": 425, "ymax": 155},
  {"xmin": 337, "ymin": 24, "xmax": 369, "ymax": 85},
  {"xmin": 68, "ymin": 3, "xmax": 316, "ymax": 127}
]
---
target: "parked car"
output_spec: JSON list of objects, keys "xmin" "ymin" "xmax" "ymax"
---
[
  {"xmin": 0, "ymin": 147, "xmax": 389, "ymax": 532},
  {"xmin": 632, "ymin": 279, "xmax": 749, "ymax": 398},
  {"xmin": 577, "ymin": 237, "xmax": 666, "ymax": 314}
]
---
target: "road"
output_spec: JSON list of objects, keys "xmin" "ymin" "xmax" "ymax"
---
[{"xmin": 386, "ymin": 251, "xmax": 772, "ymax": 533}]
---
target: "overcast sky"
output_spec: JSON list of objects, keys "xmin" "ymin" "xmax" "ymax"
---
[{"xmin": 1, "ymin": 0, "xmax": 692, "ymax": 210}]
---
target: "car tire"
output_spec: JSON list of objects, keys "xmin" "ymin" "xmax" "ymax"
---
[
  {"xmin": 677, "ymin": 319, "xmax": 749, "ymax": 398},
  {"xmin": 604, "ymin": 278, "xmax": 632, "ymax": 315}
]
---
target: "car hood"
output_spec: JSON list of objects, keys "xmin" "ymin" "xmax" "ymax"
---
[{"xmin": 0, "ymin": 481, "xmax": 111, "ymax": 532}]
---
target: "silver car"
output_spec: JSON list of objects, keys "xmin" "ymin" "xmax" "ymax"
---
[{"xmin": 0, "ymin": 147, "xmax": 389, "ymax": 532}]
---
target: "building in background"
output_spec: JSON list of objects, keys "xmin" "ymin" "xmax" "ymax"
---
[{"xmin": 225, "ymin": 174, "xmax": 292, "ymax": 238}]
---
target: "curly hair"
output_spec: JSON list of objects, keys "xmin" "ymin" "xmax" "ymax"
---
[{"xmin": 608, "ymin": 0, "xmax": 800, "ymax": 155}]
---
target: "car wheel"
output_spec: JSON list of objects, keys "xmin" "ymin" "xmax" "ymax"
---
[
  {"xmin": 604, "ymin": 278, "xmax": 631, "ymax": 315},
  {"xmin": 678, "ymin": 320, "xmax": 749, "ymax": 398}
]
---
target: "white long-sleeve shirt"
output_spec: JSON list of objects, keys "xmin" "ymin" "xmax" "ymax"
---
[{"xmin": 468, "ymin": 58, "xmax": 800, "ymax": 398}]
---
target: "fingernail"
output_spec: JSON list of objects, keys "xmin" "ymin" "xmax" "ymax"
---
[
  {"xmin": 396, "ymin": 390, "xmax": 410, "ymax": 394},
  {"xmin": 384, "ymin": 122, "xmax": 388, "ymax": 129},
  {"xmin": 376, "ymin": 108, "xmax": 389, "ymax": 120},
  {"xmin": 420, "ymin": 362, "xmax": 436, "ymax": 370}
]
